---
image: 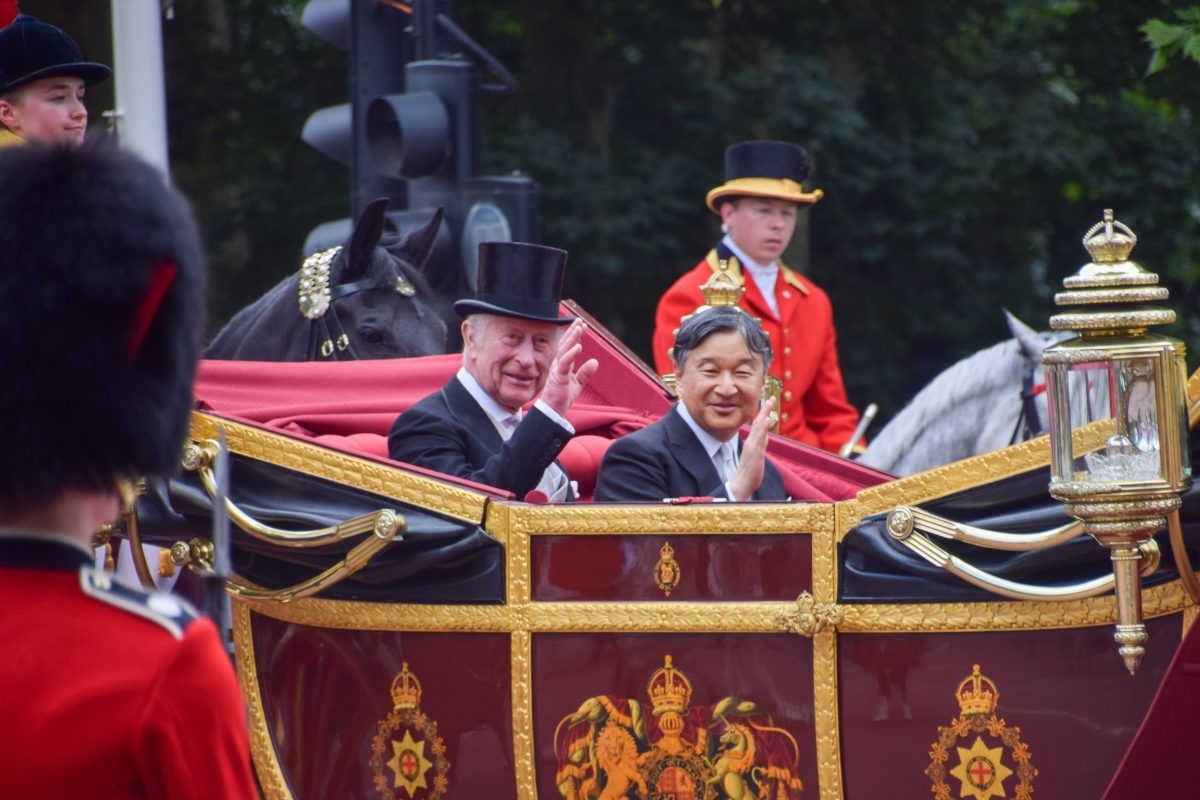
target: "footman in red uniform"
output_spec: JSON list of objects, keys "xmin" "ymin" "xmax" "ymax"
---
[{"xmin": 652, "ymin": 140, "xmax": 862, "ymax": 453}]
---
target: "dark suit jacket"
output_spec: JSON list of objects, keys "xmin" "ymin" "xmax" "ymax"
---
[
  {"xmin": 593, "ymin": 405, "xmax": 788, "ymax": 502},
  {"xmin": 388, "ymin": 377, "xmax": 570, "ymax": 499}
]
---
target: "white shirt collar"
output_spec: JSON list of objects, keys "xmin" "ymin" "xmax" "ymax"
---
[
  {"xmin": 722, "ymin": 234, "xmax": 778, "ymax": 277},
  {"xmin": 674, "ymin": 403, "xmax": 737, "ymax": 461},
  {"xmin": 456, "ymin": 368, "xmax": 519, "ymax": 427}
]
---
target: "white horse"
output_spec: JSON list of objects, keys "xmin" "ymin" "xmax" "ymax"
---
[{"xmin": 859, "ymin": 311, "xmax": 1072, "ymax": 476}]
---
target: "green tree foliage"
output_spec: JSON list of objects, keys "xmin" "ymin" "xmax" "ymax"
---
[
  {"xmin": 1143, "ymin": 5, "xmax": 1200, "ymax": 73},
  {"xmin": 161, "ymin": 1, "xmax": 346, "ymax": 329},
  {"xmin": 154, "ymin": 0, "xmax": 1200, "ymax": 429},
  {"xmin": 457, "ymin": 0, "xmax": 1200, "ymax": 424}
]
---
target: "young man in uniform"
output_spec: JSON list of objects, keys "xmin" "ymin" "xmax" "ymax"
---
[
  {"xmin": 0, "ymin": 142, "xmax": 257, "ymax": 799},
  {"xmin": 0, "ymin": 14, "xmax": 110, "ymax": 146},
  {"xmin": 651, "ymin": 140, "xmax": 862, "ymax": 454}
]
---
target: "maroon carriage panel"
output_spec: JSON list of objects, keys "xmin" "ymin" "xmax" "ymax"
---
[
  {"xmin": 531, "ymin": 533, "xmax": 813, "ymax": 601},
  {"xmin": 249, "ymin": 613, "xmax": 515, "ymax": 799},
  {"xmin": 837, "ymin": 617, "xmax": 1180, "ymax": 800}
]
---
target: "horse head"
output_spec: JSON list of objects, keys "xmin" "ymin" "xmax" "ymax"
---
[
  {"xmin": 1004, "ymin": 309, "xmax": 1060, "ymax": 441},
  {"xmin": 859, "ymin": 311, "xmax": 1072, "ymax": 476},
  {"xmin": 205, "ymin": 198, "xmax": 448, "ymax": 361}
]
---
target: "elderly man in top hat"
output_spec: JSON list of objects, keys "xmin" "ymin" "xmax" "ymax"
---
[
  {"xmin": 0, "ymin": 142, "xmax": 256, "ymax": 797},
  {"xmin": 652, "ymin": 140, "xmax": 862, "ymax": 455},
  {"xmin": 0, "ymin": 15, "xmax": 110, "ymax": 147},
  {"xmin": 389, "ymin": 242, "xmax": 599, "ymax": 501},
  {"xmin": 596, "ymin": 306, "xmax": 787, "ymax": 502}
]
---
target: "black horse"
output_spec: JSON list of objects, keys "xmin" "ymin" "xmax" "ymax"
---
[{"xmin": 206, "ymin": 199, "xmax": 447, "ymax": 360}]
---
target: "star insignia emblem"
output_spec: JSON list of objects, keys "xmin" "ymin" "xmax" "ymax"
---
[
  {"xmin": 387, "ymin": 729, "xmax": 433, "ymax": 798},
  {"xmin": 949, "ymin": 735, "xmax": 1013, "ymax": 800}
]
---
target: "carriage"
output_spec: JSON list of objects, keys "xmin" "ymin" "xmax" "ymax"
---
[{"xmin": 126, "ymin": 291, "xmax": 1200, "ymax": 800}]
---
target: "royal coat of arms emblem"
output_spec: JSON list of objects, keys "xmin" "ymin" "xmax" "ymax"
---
[{"xmin": 554, "ymin": 654, "xmax": 803, "ymax": 799}]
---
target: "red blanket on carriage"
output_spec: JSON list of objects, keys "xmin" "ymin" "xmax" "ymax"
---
[{"xmin": 192, "ymin": 328, "xmax": 890, "ymax": 502}]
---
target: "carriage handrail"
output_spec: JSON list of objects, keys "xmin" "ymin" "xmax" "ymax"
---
[
  {"xmin": 224, "ymin": 519, "xmax": 400, "ymax": 603},
  {"xmin": 886, "ymin": 506, "xmax": 1160, "ymax": 602},
  {"xmin": 887, "ymin": 505, "xmax": 1084, "ymax": 551},
  {"xmin": 183, "ymin": 439, "xmax": 406, "ymax": 547}
]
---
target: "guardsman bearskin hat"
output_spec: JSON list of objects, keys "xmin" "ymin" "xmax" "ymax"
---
[
  {"xmin": 453, "ymin": 241, "xmax": 574, "ymax": 325},
  {"xmin": 0, "ymin": 15, "xmax": 111, "ymax": 94},
  {"xmin": 0, "ymin": 142, "xmax": 204, "ymax": 510},
  {"xmin": 705, "ymin": 140, "xmax": 824, "ymax": 212}
]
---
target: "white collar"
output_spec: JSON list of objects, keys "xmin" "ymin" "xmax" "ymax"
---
[
  {"xmin": 721, "ymin": 234, "xmax": 778, "ymax": 276},
  {"xmin": 674, "ymin": 403, "xmax": 737, "ymax": 460},
  {"xmin": 456, "ymin": 368, "xmax": 520, "ymax": 427}
]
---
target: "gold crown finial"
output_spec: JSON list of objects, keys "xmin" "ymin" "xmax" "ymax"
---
[
  {"xmin": 698, "ymin": 258, "xmax": 746, "ymax": 308},
  {"xmin": 1051, "ymin": 209, "xmax": 1172, "ymax": 336},
  {"xmin": 1082, "ymin": 209, "xmax": 1137, "ymax": 264},
  {"xmin": 390, "ymin": 661, "xmax": 423, "ymax": 710},
  {"xmin": 955, "ymin": 664, "xmax": 999, "ymax": 716},
  {"xmin": 647, "ymin": 654, "xmax": 693, "ymax": 716}
]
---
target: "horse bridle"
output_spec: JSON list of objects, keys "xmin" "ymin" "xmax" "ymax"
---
[
  {"xmin": 1009, "ymin": 356, "xmax": 1047, "ymax": 445},
  {"xmin": 297, "ymin": 245, "xmax": 416, "ymax": 361}
]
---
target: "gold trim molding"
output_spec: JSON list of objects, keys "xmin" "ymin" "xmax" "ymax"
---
[
  {"xmin": 234, "ymin": 576, "xmax": 1193, "ymax": 634},
  {"xmin": 487, "ymin": 500, "xmax": 830, "ymax": 536},
  {"xmin": 848, "ymin": 420, "xmax": 1115, "ymax": 532},
  {"xmin": 189, "ymin": 412, "xmax": 486, "ymax": 524},
  {"xmin": 812, "ymin": 629, "xmax": 842, "ymax": 800},
  {"xmin": 233, "ymin": 603, "xmax": 293, "ymax": 800}
]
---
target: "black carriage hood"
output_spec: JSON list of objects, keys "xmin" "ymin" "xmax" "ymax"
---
[
  {"xmin": 841, "ymin": 435, "xmax": 1200, "ymax": 603},
  {"xmin": 135, "ymin": 455, "xmax": 505, "ymax": 604}
]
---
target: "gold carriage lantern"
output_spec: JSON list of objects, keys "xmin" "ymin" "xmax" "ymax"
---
[{"xmin": 1041, "ymin": 209, "xmax": 1191, "ymax": 675}]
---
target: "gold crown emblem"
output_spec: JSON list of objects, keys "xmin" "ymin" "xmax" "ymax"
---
[
  {"xmin": 699, "ymin": 259, "xmax": 746, "ymax": 308},
  {"xmin": 955, "ymin": 664, "xmax": 999, "ymax": 716},
  {"xmin": 647, "ymin": 655, "xmax": 693, "ymax": 715},
  {"xmin": 1082, "ymin": 209, "xmax": 1137, "ymax": 264},
  {"xmin": 390, "ymin": 662, "xmax": 423, "ymax": 710}
]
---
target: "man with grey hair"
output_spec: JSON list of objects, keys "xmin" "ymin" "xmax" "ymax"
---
[
  {"xmin": 595, "ymin": 306, "xmax": 787, "ymax": 502},
  {"xmin": 388, "ymin": 242, "xmax": 597, "ymax": 500}
]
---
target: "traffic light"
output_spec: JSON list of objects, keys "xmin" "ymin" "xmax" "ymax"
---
[{"xmin": 299, "ymin": 0, "xmax": 539, "ymax": 308}]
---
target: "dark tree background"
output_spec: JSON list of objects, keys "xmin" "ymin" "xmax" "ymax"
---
[{"xmin": 32, "ymin": 0, "xmax": 1200, "ymax": 430}]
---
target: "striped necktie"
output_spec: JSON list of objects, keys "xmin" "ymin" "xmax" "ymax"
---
[{"xmin": 716, "ymin": 440, "xmax": 737, "ymax": 483}]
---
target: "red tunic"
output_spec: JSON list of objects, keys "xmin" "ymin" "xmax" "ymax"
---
[
  {"xmin": 0, "ymin": 536, "xmax": 257, "ymax": 800},
  {"xmin": 652, "ymin": 249, "xmax": 861, "ymax": 452}
]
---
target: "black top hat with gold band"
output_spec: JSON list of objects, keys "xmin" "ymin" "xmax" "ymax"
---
[
  {"xmin": 705, "ymin": 140, "xmax": 824, "ymax": 213},
  {"xmin": 454, "ymin": 241, "xmax": 574, "ymax": 325},
  {"xmin": 0, "ymin": 16, "xmax": 111, "ymax": 94}
]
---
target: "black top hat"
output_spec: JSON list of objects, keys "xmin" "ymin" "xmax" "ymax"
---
[
  {"xmin": 705, "ymin": 140, "xmax": 824, "ymax": 212},
  {"xmin": 0, "ymin": 142, "xmax": 204, "ymax": 510},
  {"xmin": 0, "ymin": 16, "xmax": 111, "ymax": 94},
  {"xmin": 454, "ymin": 242, "xmax": 573, "ymax": 325}
]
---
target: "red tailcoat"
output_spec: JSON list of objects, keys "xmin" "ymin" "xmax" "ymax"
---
[
  {"xmin": 0, "ymin": 536, "xmax": 257, "ymax": 800},
  {"xmin": 652, "ymin": 249, "xmax": 861, "ymax": 452}
]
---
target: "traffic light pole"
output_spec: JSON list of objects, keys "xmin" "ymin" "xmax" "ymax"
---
[{"xmin": 301, "ymin": 0, "xmax": 539, "ymax": 331}]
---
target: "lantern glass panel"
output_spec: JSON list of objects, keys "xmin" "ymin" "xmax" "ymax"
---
[
  {"xmin": 1051, "ymin": 356, "xmax": 1169, "ymax": 484},
  {"xmin": 1088, "ymin": 356, "xmax": 1163, "ymax": 481}
]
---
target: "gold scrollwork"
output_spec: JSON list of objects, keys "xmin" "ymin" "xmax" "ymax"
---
[{"xmin": 775, "ymin": 591, "xmax": 844, "ymax": 638}]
